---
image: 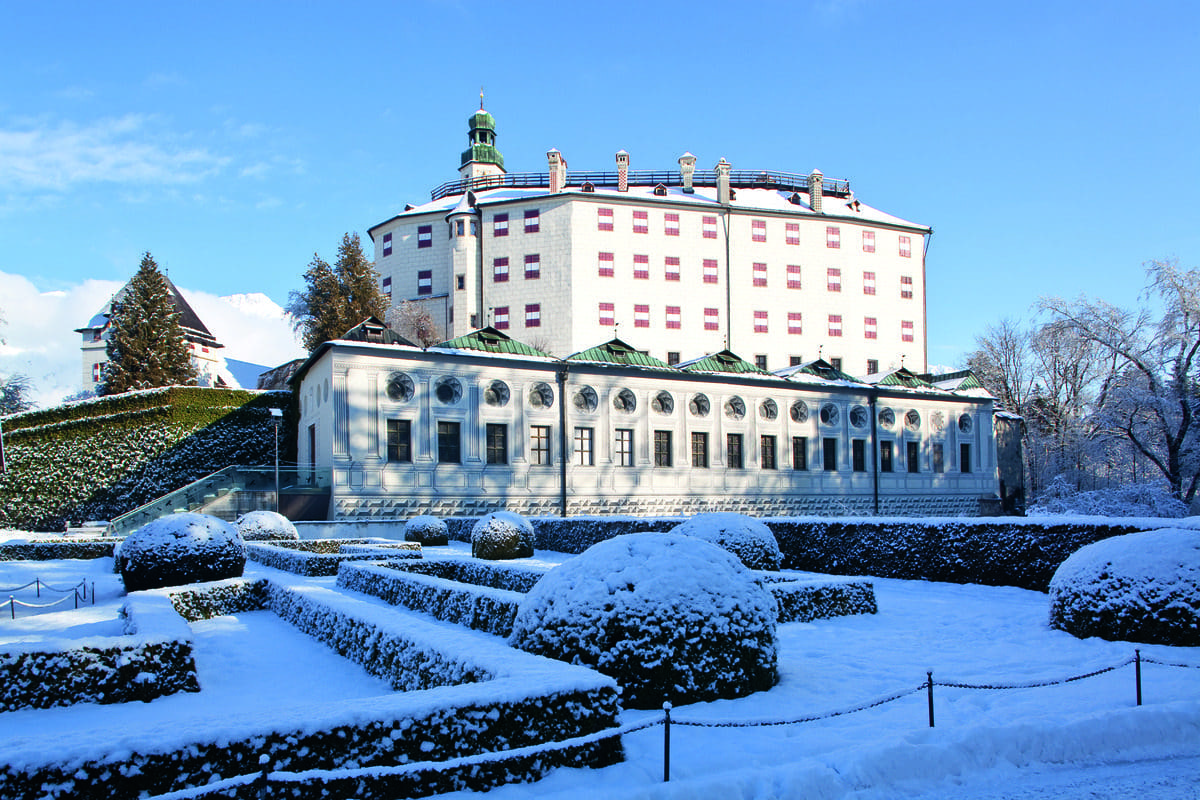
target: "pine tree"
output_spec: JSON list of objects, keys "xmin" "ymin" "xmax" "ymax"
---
[
  {"xmin": 102, "ymin": 253, "xmax": 198, "ymax": 395},
  {"xmin": 288, "ymin": 232, "xmax": 387, "ymax": 352}
]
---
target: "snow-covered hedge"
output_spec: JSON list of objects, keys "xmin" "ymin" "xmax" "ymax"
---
[
  {"xmin": 389, "ymin": 557, "xmax": 548, "ymax": 593},
  {"xmin": 444, "ymin": 516, "xmax": 679, "ymax": 551},
  {"xmin": 762, "ymin": 576, "xmax": 878, "ymax": 623},
  {"xmin": 1048, "ymin": 528, "xmax": 1200, "ymax": 646},
  {"xmin": 244, "ymin": 540, "xmax": 419, "ymax": 576},
  {"xmin": 671, "ymin": 513, "xmax": 783, "ymax": 570},
  {"xmin": 235, "ymin": 509, "xmax": 299, "ymax": 541},
  {"xmin": 510, "ymin": 533, "xmax": 778, "ymax": 709},
  {"xmin": 165, "ymin": 577, "xmax": 270, "ymax": 622},
  {"xmin": 0, "ymin": 540, "xmax": 115, "ymax": 561},
  {"xmin": 0, "ymin": 593, "xmax": 198, "ymax": 711},
  {"xmin": 471, "ymin": 511, "xmax": 535, "ymax": 560},
  {"xmin": 338, "ymin": 561, "xmax": 523, "ymax": 636},
  {"xmin": 405, "ymin": 515, "xmax": 449, "ymax": 545},
  {"xmin": 118, "ymin": 512, "xmax": 245, "ymax": 591}
]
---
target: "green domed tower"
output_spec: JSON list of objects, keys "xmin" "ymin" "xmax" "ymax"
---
[{"xmin": 459, "ymin": 106, "xmax": 506, "ymax": 182}]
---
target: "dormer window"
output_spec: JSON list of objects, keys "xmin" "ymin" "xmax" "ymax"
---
[
  {"xmin": 582, "ymin": 182, "xmax": 595, "ymax": 192},
  {"xmin": 653, "ymin": 183, "xmax": 667, "ymax": 196}
]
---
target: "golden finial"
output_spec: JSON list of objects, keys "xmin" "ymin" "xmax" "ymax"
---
[{"xmin": 480, "ymin": 87, "xmax": 484, "ymax": 110}]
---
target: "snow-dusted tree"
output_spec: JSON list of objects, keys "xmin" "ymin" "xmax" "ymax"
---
[
  {"xmin": 288, "ymin": 233, "xmax": 386, "ymax": 352},
  {"xmin": 964, "ymin": 317, "xmax": 1037, "ymax": 413},
  {"xmin": 0, "ymin": 372, "xmax": 35, "ymax": 414},
  {"xmin": 1040, "ymin": 259, "xmax": 1200, "ymax": 504},
  {"xmin": 102, "ymin": 253, "xmax": 197, "ymax": 395},
  {"xmin": 386, "ymin": 299, "xmax": 441, "ymax": 347}
]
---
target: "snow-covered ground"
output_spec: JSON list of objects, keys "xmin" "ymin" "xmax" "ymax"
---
[{"xmin": 0, "ymin": 544, "xmax": 1197, "ymax": 799}]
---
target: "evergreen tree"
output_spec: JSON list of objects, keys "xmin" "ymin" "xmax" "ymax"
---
[
  {"xmin": 288, "ymin": 232, "xmax": 386, "ymax": 352},
  {"xmin": 102, "ymin": 253, "xmax": 198, "ymax": 395}
]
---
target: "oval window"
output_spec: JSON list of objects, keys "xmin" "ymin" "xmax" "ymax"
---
[
  {"xmin": 905, "ymin": 409, "xmax": 921, "ymax": 430},
  {"xmin": 528, "ymin": 382, "xmax": 555, "ymax": 409},
  {"xmin": 790, "ymin": 400, "xmax": 809, "ymax": 423},
  {"xmin": 759, "ymin": 398, "xmax": 778, "ymax": 420},
  {"xmin": 878, "ymin": 407, "xmax": 896, "ymax": 428},
  {"xmin": 435, "ymin": 376, "xmax": 462, "ymax": 405},
  {"xmin": 651, "ymin": 391, "xmax": 674, "ymax": 414},
  {"xmin": 614, "ymin": 388, "xmax": 637, "ymax": 413},
  {"xmin": 820, "ymin": 403, "xmax": 840, "ymax": 426},
  {"xmin": 483, "ymin": 380, "xmax": 510, "ymax": 407},
  {"xmin": 386, "ymin": 372, "xmax": 415, "ymax": 402},
  {"xmin": 724, "ymin": 396, "xmax": 746, "ymax": 420},
  {"xmin": 959, "ymin": 413, "xmax": 974, "ymax": 434},
  {"xmin": 689, "ymin": 393, "xmax": 711, "ymax": 417},
  {"xmin": 849, "ymin": 405, "xmax": 869, "ymax": 428}
]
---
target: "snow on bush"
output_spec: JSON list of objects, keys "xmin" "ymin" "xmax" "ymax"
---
[
  {"xmin": 670, "ymin": 512, "xmax": 783, "ymax": 570},
  {"xmin": 235, "ymin": 510, "xmax": 299, "ymax": 541},
  {"xmin": 471, "ymin": 511, "xmax": 535, "ymax": 560},
  {"xmin": 118, "ymin": 512, "xmax": 246, "ymax": 592},
  {"xmin": 1030, "ymin": 477, "xmax": 1188, "ymax": 518},
  {"xmin": 404, "ymin": 514, "xmax": 449, "ymax": 546},
  {"xmin": 509, "ymin": 533, "xmax": 778, "ymax": 709},
  {"xmin": 1048, "ymin": 528, "xmax": 1200, "ymax": 646}
]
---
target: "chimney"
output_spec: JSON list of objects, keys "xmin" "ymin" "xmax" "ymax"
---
[
  {"xmin": 715, "ymin": 158, "xmax": 731, "ymax": 205},
  {"xmin": 616, "ymin": 150, "xmax": 629, "ymax": 192},
  {"xmin": 808, "ymin": 169, "xmax": 823, "ymax": 214},
  {"xmin": 548, "ymin": 149, "xmax": 567, "ymax": 194},
  {"xmin": 678, "ymin": 152, "xmax": 696, "ymax": 193}
]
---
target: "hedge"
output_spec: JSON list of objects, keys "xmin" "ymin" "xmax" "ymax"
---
[
  {"xmin": 245, "ymin": 540, "xmax": 420, "ymax": 576},
  {"xmin": 0, "ymin": 540, "xmax": 115, "ymax": 561},
  {"xmin": 761, "ymin": 576, "xmax": 878, "ymax": 623}
]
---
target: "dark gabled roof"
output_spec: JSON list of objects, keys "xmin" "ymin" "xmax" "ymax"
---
[
  {"xmin": 678, "ymin": 349, "xmax": 769, "ymax": 376},
  {"xmin": 876, "ymin": 367, "xmax": 937, "ymax": 389},
  {"xmin": 566, "ymin": 338, "xmax": 672, "ymax": 369},
  {"xmin": 340, "ymin": 316, "xmax": 416, "ymax": 346},
  {"xmin": 75, "ymin": 274, "xmax": 223, "ymax": 349},
  {"xmin": 779, "ymin": 358, "xmax": 861, "ymax": 383},
  {"xmin": 435, "ymin": 326, "xmax": 553, "ymax": 358}
]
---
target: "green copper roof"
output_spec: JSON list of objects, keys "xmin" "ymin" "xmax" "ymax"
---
[
  {"xmin": 877, "ymin": 367, "xmax": 935, "ymax": 389},
  {"xmin": 469, "ymin": 110, "xmax": 496, "ymax": 130},
  {"xmin": 679, "ymin": 350, "xmax": 769, "ymax": 375},
  {"xmin": 567, "ymin": 338, "xmax": 673, "ymax": 369},
  {"xmin": 435, "ymin": 327, "xmax": 552, "ymax": 358},
  {"xmin": 792, "ymin": 359, "xmax": 861, "ymax": 382},
  {"xmin": 461, "ymin": 108, "xmax": 505, "ymax": 170}
]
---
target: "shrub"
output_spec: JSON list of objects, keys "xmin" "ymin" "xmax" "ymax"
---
[
  {"xmin": 670, "ymin": 512, "xmax": 782, "ymax": 570},
  {"xmin": 119, "ymin": 513, "xmax": 246, "ymax": 592},
  {"xmin": 1048, "ymin": 528, "xmax": 1200, "ymax": 646},
  {"xmin": 471, "ymin": 511, "xmax": 535, "ymax": 560},
  {"xmin": 509, "ymin": 533, "xmax": 778, "ymax": 709},
  {"xmin": 235, "ymin": 509, "xmax": 299, "ymax": 541},
  {"xmin": 404, "ymin": 514, "xmax": 449, "ymax": 546}
]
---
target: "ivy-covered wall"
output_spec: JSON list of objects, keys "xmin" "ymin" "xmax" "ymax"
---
[{"xmin": 0, "ymin": 388, "xmax": 291, "ymax": 531}]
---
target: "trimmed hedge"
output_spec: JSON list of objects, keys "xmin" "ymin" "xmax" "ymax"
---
[
  {"xmin": 388, "ymin": 557, "xmax": 548, "ymax": 593},
  {"xmin": 244, "ymin": 539, "xmax": 419, "ymax": 576},
  {"xmin": 0, "ymin": 540, "xmax": 115, "ymax": 561},
  {"xmin": 167, "ymin": 577, "xmax": 270, "ymax": 622},
  {"xmin": 762, "ymin": 576, "xmax": 878, "ymax": 623}
]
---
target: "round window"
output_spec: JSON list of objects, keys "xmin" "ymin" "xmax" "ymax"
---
[
  {"xmin": 878, "ymin": 407, "xmax": 896, "ymax": 428},
  {"xmin": 613, "ymin": 388, "xmax": 637, "ymax": 413},
  {"xmin": 528, "ymin": 382, "xmax": 555, "ymax": 409},
  {"xmin": 905, "ymin": 409, "xmax": 921, "ymax": 430},
  {"xmin": 724, "ymin": 396, "xmax": 746, "ymax": 420},
  {"xmin": 759, "ymin": 398, "xmax": 778, "ymax": 420},
  {"xmin": 790, "ymin": 400, "xmax": 809, "ymax": 423},
  {"xmin": 651, "ymin": 391, "xmax": 674, "ymax": 415},
  {"xmin": 820, "ymin": 403, "xmax": 840, "ymax": 426},
  {"xmin": 574, "ymin": 386, "xmax": 599, "ymax": 412},
  {"xmin": 483, "ymin": 380, "xmax": 509, "ymax": 407},
  {"xmin": 849, "ymin": 405, "xmax": 869, "ymax": 428},
  {"xmin": 689, "ymin": 393, "xmax": 711, "ymax": 417},
  {"xmin": 385, "ymin": 372, "xmax": 414, "ymax": 402},
  {"xmin": 435, "ymin": 376, "xmax": 462, "ymax": 405}
]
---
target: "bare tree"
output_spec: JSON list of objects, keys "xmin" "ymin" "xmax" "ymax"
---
[
  {"xmin": 964, "ymin": 317, "xmax": 1036, "ymax": 412},
  {"xmin": 386, "ymin": 300, "xmax": 441, "ymax": 347}
]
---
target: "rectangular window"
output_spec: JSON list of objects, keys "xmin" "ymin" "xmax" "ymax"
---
[
  {"xmin": 901, "ymin": 275, "xmax": 914, "ymax": 299},
  {"xmin": 880, "ymin": 441, "xmax": 893, "ymax": 472},
  {"xmin": 852, "ymin": 439, "xmax": 866, "ymax": 472},
  {"xmin": 667, "ymin": 351, "xmax": 681, "ymax": 366},
  {"xmin": 933, "ymin": 443, "xmax": 944, "ymax": 473},
  {"xmin": 790, "ymin": 356, "xmax": 803, "ymax": 366},
  {"xmin": 615, "ymin": 429, "xmax": 634, "ymax": 467},
  {"xmin": 827, "ymin": 267, "xmax": 842, "ymax": 292},
  {"xmin": 417, "ymin": 225, "xmax": 432, "ymax": 248},
  {"xmin": 634, "ymin": 304, "xmax": 650, "ymax": 328},
  {"xmin": 493, "ymin": 213, "xmax": 508, "ymax": 237},
  {"xmin": 597, "ymin": 207, "xmax": 614, "ymax": 231},
  {"xmin": 786, "ymin": 222, "xmax": 800, "ymax": 246},
  {"xmin": 598, "ymin": 302, "xmax": 615, "ymax": 327},
  {"xmin": 664, "ymin": 212, "xmax": 680, "ymax": 236},
  {"xmin": 753, "ymin": 262, "xmax": 768, "ymax": 287},
  {"xmin": 826, "ymin": 225, "xmax": 841, "ymax": 248},
  {"xmin": 381, "ymin": 276, "xmax": 392, "ymax": 299},
  {"xmin": 525, "ymin": 303, "xmax": 541, "ymax": 328},
  {"xmin": 726, "ymin": 433, "xmax": 743, "ymax": 469},
  {"xmin": 382, "ymin": 232, "xmax": 393, "ymax": 257},
  {"xmin": 417, "ymin": 269, "xmax": 432, "ymax": 296},
  {"xmin": 524, "ymin": 254, "xmax": 540, "ymax": 279},
  {"xmin": 865, "ymin": 316, "xmax": 878, "ymax": 339},
  {"xmin": 574, "ymin": 427, "xmax": 594, "ymax": 466},
  {"xmin": 633, "ymin": 210, "xmax": 648, "ymax": 234},
  {"xmin": 704, "ymin": 307, "xmax": 719, "ymax": 331},
  {"xmin": 961, "ymin": 443, "xmax": 972, "ymax": 474},
  {"xmin": 455, "ymin": 219, "xmax": 464, "ymax": 237},
  {"xmin": 598, "ymin": 252, "xmax": 615, "ymax": 277},
  {"xmin": 386, "ymin": 419, "xmax": 411, "ymax": 463},
  {"xmin": 788, "ymin": 312, "xmax": 803, "ymax": 335},
  {"xmin": 633, "ymin": 254, "xmax": 650, "ymax": 280},
  {"xmin": 902, "ymin": 320, "xmax": 915, "ymax": 342},
  {"xmin": 752, "ymin": 219, "xmax": 767, "ymax": 243},
  {"xmin": 654, "ymin": 431, "xmax": 673, "ymax": 467},
  {"xmin": 761, "ymin": 435, "xmax": 777, "ymax": 470},
  {"xmin": 692, "ymin": 431, "xmax": 709, "ymax": 468},
  {"xmin": 91, "ymin": 362, "xmax": 103, "ymax": 382},
  {"xmin": 703, "ymin": 258, "xmax": 719, "ymax": 284},
  {"xmin": 531, "ymin": 425, "xmax": 551, "ymax": 465},
  {"xmin": 493, "ymin": 257, "xmax": 509, "ymax": 282},
  {"xmin": 867, "ymin": 358, "xmax": 879, "ymax": 374},
  {"xmin": 702, "ymin": 215, "xmax": 717, "ymax": 239},
  {"xmin": 524, "ymin": 208, "xmax": 540, "ymax": 233},
  {"xmin": 863, "ymin": 230, "xmax": 875, "ymax": 253},
  {"xmin": 486, "ymin": 423, "xmax": 508, "ymax": 465},
  {"xmin": 828, "ymin": 314, "xmax": 843, "ymax": 337},
  {"xmin": 437, "ymin": 421, "xmax": 461, "ymax": 464},
  {"xmin": 823, "ymin": 438, "xmax": 838, "ymax": 471},
  {"xmin": 899, "ymin": 235, "xmax": 912, "ymax": 258},
  {"xmin": 664, "ymin": 256, "xmax": 680, "ymax": 281},
  {"xmin": 907, "ymin": 441, "xmax": 920, "ymax": 473},
  {"xmin": 457, "ymin": 274, "xmax": 466, "ymax": 290},
  {"xmin": 792, "ymin": 436, "xmax": 808, "ymax": 470},
  {"xmin": 665, "ymin": 306, "xmax": 681, "ymax": 329},
  {"xmin": 755, "ymin": 354, "xmax": 768, "ymax": 370},
  {"xmin": 754, "ymin": 310, "xmax": 768, "ymax": 333},
  {"xmin": 830, "ymin": 357, "xmax": 843, "ymax": 371},
  {"xmin": 787, "ymin": 264, "xmax": 802, "ymax": 290},
  {"xmin": 493, "ymin": 306, "xmax": 510, "ymax": 330},
  {"xmin": 863, "ymin": 271, "xmax": 876, "ymax": 295}
]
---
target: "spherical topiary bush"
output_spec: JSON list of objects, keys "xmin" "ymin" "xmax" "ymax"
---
[
  {"xmin": 669, "ymin": 512, "xmax": 782, "ymax": 571},
  {"xmin": 235, "ymin": 510, "xmax": 299, "ymax": 541},
  {"xmin": 1048, "ymin": 528, "xmax": 1200, "ymax": 646},
  {"xmin": 404, "ymin": 515, "xmax": 449, "ymax": 546},
  {"xmin": 120, "ymin": 512, "xmax": 246, "ymax": 592},
  {"xmin": 471, "ymin": 511, "xmax": 535, "ymax": 560},
  {"xmin": 508, "ymin": 533, "xmax": 778, "ymax": 709}
]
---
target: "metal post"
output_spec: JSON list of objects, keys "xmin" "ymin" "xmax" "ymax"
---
[
  {"xmin": 662, "ymin": 701, "xmax": 672, "ymax": 782},
  {"xmin": 1135, "ymin": 649, "xmax": 1142, "ymax": 706},
  {"xmin": 74, "ymin": 589, "xmax": 79, "ymax": 609},
  {"xmin": 9, "ymin": 596, "xmax": 13, "ymax": 619},
  {"xmin": 270, "ymin": 408, "xmax": 283, "ymax": 514},
  {"xmin": 91, "ymin": 582, "xmax": 95, "ymax": 605},
  {"xmin": 36, "ymin": 579, "xmax": 40, "ymax": 598},
  {"xmin": 927, "ymin": 671, "xmax": 935, "ymax": 727}
]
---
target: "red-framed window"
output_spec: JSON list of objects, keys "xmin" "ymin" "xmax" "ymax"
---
[
  {"xmin": 525, "ymin": 303, "xmax": 541, "ymax": 328},
  {"xmin": 787, "ymin": 264, "xmax": 802, "ymax": 290},
  {"xmin": 633, "ymin": 210, "xmax": 648, "ymax": 234},
  {"xmin": 666, "ymin": 305, "xmax": 681, "ymax": 329},
  {"xmin": 787, "ymin": 312, "xmax": 803, "ymax": 335},
  {"xmin": 862, "ymin": 230, "xmax": 875, "ymax": 253},
  {"xmin": 702, "ymin": 215, "xmax": 717, "ymax": 239},
  {"xmin": 382, "ymin": 232, "xmax": 392, "ymax": 256},
  {"xmin": 524, "ymin": 209, "xmax": 540, "ymax": 233},
  {"xmin": 599, "ymin": 302, "xmax": 615, "ymax": 327},
  {"xmin": 828, "ymin": 314, "xmax": 843, "ymax": 337},
  {"xmin": 703, "ymin": 258, "xmax": 719, "ymax": 284},
  {"xmin": 827, "ymin": 267, "xmax": 842, "ymax": 292},
  {"xmin": 901, "ymin": 275, "xmax": 914, "ymax": 299},
  {"xmin": 664, "ymin": 256, "xmax": 680, "ymax": 281},
  {"xmin": 863, "ymin": 271, "xmax": 876, "ymax": 295},
  {"xmin": 664, "ymin": 212, "xmax": 679, "ymax": 236},
  {"xmin": 752, "ymin": 219, "xmax": 767, "ymax": 243},
  {"xmin": 494, "ymin": 306, "xmax": 510, "ymax": 330},
  {"xmin": 899, "ymin": 235, "xmax": 912, "ymax": 258},
  {"xmin": 597, "ymin": 207, "xmax": 614, "ymax": 231},
  {"xmin": 704, "ymin": 307, "xmax": 720, "ymax": 331},
  {"xmin": 598, "ymin": 252, "xmax": 614, "ymax": 277},
  {"xmin": 524, "ymin": 254, "xmax": 540, "ymax": 280},
  {"xmin": 92, "ymin": 362, "xmax": 103, "ymax": 383},
  {"xmin": 753, "ymin": 262, "xmax": 767, "ymax": 287},
  {"xmin": 826, "ymin": 225, "xmax": 841, "ymax": 248},
  {"xmin": 865, "ymin": 316, "xmax": 878, "ymax": 339},
  {"xmin": 633, "ymin": 254, "xmax": 650, "ymax": 280},
  {"xmin": 786, "ymin": 222, "xmax": 800, "ymax": 246},
  {"xmin": 417, "ymin": 225, "xmax": 432, "ymax": 248},
  {"xmin": 417, "ymin": 270, "xmax": 432, "ymax": 295},
  {"xmin": 902, "ymin": 320, "xmax": 915, "ymax": 342},
  {"xmin": 381, "ymin": 276, "xmax": 392, "ymax": 299},
  {"xmin": 754, "ymin": 310, "xmax": 768, "ymax": 333},
  {"xmin": 493, "ymin": 257, "xmax": 509, "ymax": 282},
  {"xmin": 634, "ymin": 304, "xmax": 650, "ymax": 328},
  {"xmin": 493, "ymin": 213, "xmax": 508, "ymax": 237}
]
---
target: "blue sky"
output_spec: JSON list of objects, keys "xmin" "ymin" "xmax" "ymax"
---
[{"xmin": 1, "ymin": 0, "xmax": 1198, "ymax": 402}]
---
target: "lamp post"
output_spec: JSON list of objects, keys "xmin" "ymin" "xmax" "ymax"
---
[{"xmin": 269, "ymin": 408, "xmax": 283, "ymax": 513}]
